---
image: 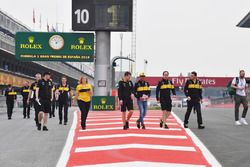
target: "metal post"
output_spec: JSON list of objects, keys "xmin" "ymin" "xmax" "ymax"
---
[
  {"xmin": 120, "ymin": 33, "xmax": 123, "ymax": 79},
  {"xmin": 94, "ymin": 31, "xmax": 111, "ymax": 96}
]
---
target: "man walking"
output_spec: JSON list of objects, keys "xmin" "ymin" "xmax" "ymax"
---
[
  {"xmin": 118, "ymin": 72, "xmax": 134, "ymax": 130},
  {"xmin": 5, "ymin": 84, "xmax": 17, "ymax": 120},
  {"xmin": 134, "ymin": 73, "xmax": 151, "ymax": 129},
  {"xmin": 21, "ymin": 81, "xmax": 30, "ymax": 119},
  {"xmin": 156, "ymin": 71, "xmax": 176, "ymax": 129},
  {"xmin": 231, "ymin": 70, "xmax": 248, "ymax": 126},
  {"xmin": 184, "ymin": 71, "xmax": 205, "ymax": 129},
  {"xmin": 57, "ymin": 76, "xmax": 72, "ymax": 125},
  {"xmin": 36, "ymin": 72, "xmax": 53, "ymax": 131},
  {"xmin": 28, "ymin": 73, "xmax": 42, "ymax": 126}
]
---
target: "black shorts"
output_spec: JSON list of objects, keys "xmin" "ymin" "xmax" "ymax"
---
[
  {"xmin": 38, "ymin": 99, "xmax": 51, "ymax": 113},
  {"xmin": 160, "ymin": 98, "xmax": 172, "ymax": 111},
  {"xmin": 121, "ymin": 99, "xmax": 133, "ymax": 112}
]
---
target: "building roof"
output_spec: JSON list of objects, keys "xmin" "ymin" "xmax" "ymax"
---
[{"xmin": 237, "ymin": 11, "xmax": 250, "ymax": 28}]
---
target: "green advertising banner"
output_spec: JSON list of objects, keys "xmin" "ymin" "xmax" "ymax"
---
[
  {"xmin": 92, "ymin": 96, "xmax": 116, "ymax": 111},
  {"xmin": 15, "ymin": 32, "xmax": 94, "ymax": 62}
]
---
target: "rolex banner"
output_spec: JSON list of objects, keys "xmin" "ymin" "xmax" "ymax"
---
[
  {"xmin": 92, "ymin": 96, "xmax": 116, "ymax": 111},
  {"xmin": 15, "ymin": 32, "xmax": 94, "ymax": 62}
]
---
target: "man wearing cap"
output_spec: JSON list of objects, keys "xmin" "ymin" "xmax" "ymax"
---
[
  {"xmin": 36, "ymin": 72, "xmax": 53, "ymax": 131},
  {"xmin": 134, "ymin": 73, "xmax": 151, "ymax": 129},
  {"xmin": 156, "ymin": 71, "xmax": 176, "ymax": 129},
  {"xmin": 5, "ymin": 84, "xmax": 17, "ymax": 120}
]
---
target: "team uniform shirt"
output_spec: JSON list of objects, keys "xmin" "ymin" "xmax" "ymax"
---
[
  {"xmin": 156, "ymin": 78, "xmax": 176, "ymax": 101},
  {"xmin": 57, "ymin": 84, "xmax": 71, "ymax": 102},
  {"xmin": 37, "ymin": 79, "xmax": 53, "ymax": 100},
  {"xmin": 5, "ymin": 88, "xmax": 17, "ymax": 101},
  {"xmin": 21, "ymin": 86, "xmax": 30, "ymax": 100},
  {"xmin": 118, "ymin": 80, "xmax": 134, "ymax": 100},
  {"xmin": 232, "ymin": 77, "xmax": 248, "ymax": 97},
  {"xmin": 30, "ymin": 81, "xmax": 39, "ymax": 100},
  {"xmin": 134, "ymin": 80, "xmax": 151, "ymax": 100},
  {"xmin": 76, "ymin": 84, "xmax": 92, "ymax": 102},
  {"xmin": 184, "ymin": 79, "xmax": 203, "ymax": 101}
]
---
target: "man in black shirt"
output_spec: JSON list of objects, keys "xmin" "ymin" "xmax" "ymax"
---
[
  {"xmin": 57, "ymin": 76, "xmax": 72, "ymax": 125},
  {"xmin": 184, "ymin": 71, "xmax": 205, "ymax": 129},
  {"xmin": 5, "ymin": 84, "xmax": 17, "ymax": 120},
  {"xmin": 156, "ymin": 71, "xmax": 176, "ymax": 129},
  {"xmin": 21, "ymin": 81, "xmax": 30, "ymax": 119},
  {"xmin": 28, "ymin": 73, "xmax": 41, "ymax": 126},
  {"xmin": 118, "ymin": 71, "xmax": 134, "ymax": 130},
  {"xmin": 36, "ymin": 72, "xmax": 53, "ymax": 131},
  {"xmin": 134, "ymin": 73, "xmax": 151, "ymax": 129}
]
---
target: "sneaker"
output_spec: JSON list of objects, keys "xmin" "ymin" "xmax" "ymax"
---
[
  {"xmin": 8, "ymin": 117, "xmax": 11, "ymax": 120},
  {"xmin": 43, "ymin": 126, "xmax": 49, "ymax": 131},
  {"xmin": 160, "ymin": 119, "xmax": 163, "ymax": 128},
  {"xmin": 123, "ymin": 125, "xmax": 128, "ymax": 130},
  {"xmin": 164, "ymin": 124, "xmax": 169, "ymax": 129},
  {"xmin": 82, "ymin": 126, "xmax": 86, "ymax": 130},
  {"xmin": 142, "ymin": 124, "xmax": 146, "ymax": 130},
  {"xmin": 27, "ymin": 116, "xmax": 30, "ymax": 119},
  {"xmin": 235, "ymin": 121, "xmax": 242, "ymax": 126},
  {"xmin": 198, "ymin": 124, "xmax": 205, "ymax": 129},
  {"xmin": 240, "ymin": 118, "xmax": 248, "ymax": 125},
  {"xmin": 37, "ymin": 123, "xmax": 42, "ymax": 131},
  {"xmin": 59, "ymin": 121, "xmax": 62, "ymax": 125},
  {"xmin": 136, "ymin": 119, "xmax": 141, "ymax": 129},
  {"xmin": 126, "ymin": 121, "xmax": 129, "ymax": 129},
  {"xmin": 184, "ymin": 123, "xmax": 188, "ymax": 128},
  {"xmin": 64, "ymin": 122, "xmax": 67, "ymax": 125}
]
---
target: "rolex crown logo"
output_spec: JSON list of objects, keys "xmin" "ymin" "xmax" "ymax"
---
[
  {"xmin": 101, "ymin": 98, "xmax": 107, "ymax": 105},
  {"xmin": 78, "ymin": 37, "xmax": 85, "ymax": 44},
  {"xmin": 28, "ymin": 36, "xmax": 35, "ymax": 43}
]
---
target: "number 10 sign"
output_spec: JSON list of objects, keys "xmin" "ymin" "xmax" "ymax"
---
[{"xmin": 72, "ymin": 0, "xmax": 133, "ymax": 32}]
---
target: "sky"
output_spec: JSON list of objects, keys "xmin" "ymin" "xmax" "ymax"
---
[{"xmin": 1, "ymin": 0, "xmax": 250, "ymax": 77}]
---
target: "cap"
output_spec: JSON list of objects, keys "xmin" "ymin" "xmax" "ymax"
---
[{"xmin": 139, "ymin": 72, "xmax": 146, "ymax": 77}]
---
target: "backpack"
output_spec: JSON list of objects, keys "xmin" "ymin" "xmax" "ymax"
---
[{"xmin": 227, "ymin": 77, "xmax": 239, "ymax": 96}]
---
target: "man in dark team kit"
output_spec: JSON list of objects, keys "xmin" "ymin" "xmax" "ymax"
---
[
  {"xmin": 184, "ymin": 71, "xmax": 205, "ymax": 129},
  {"xmin": 36, "ymin": 72, "xmax": 53, "ymax": 131},
  {"xmin": 156, "ymin": 71, "xmax": 176, "ymax": 129},
  {"xmin": 21, "ymin": 81, "xmax": 30, "ymax": 119},
  {"xmin": 5, "ymin": 84, "xmax": 17, "ymax": 120},
  {"xmin": 27, "ymin": 73, "xmax": 42, "ymax": 126},
  {"xmin": 118, "ymin": 71, "xmax": 134, "ymax": 130},
  {"xmin": 57, "ymin": 76, "xmax": 72, "ymax": 125}
]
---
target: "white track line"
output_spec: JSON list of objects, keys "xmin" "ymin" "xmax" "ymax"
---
[
  {"xmin": 86, "ymin": 122, "xmax": 178, "ymax": 126},
  {"xmin": 79, "ymin": 127, "xmax": 182, "ymax": 132},
  {"xmin": 77, "ymin": 133, "xmax": 187, "ymax": 140},
  {"xmin": 75, "ymin": 161, "xmax": 206, "ymax": 167},
  {"xmin": 87, "ymin": 115, "xmax": 174, "ymax": 119},
  {"xmin": 86, "ymin": 118, "xmax": 176, "ymax": 122},
  {"xmin": 56, "ymin": 111, "xmax": 77, "ymax": 167},
  {"xmin": 172, "ymin": 112, "xmax": 222, "ymax": 167},
  {"xmin": 75, "ymin": 143, "xmax": 196, "ymax": 153}
]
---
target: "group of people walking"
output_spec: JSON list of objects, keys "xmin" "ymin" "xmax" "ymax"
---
[
  {"xmin": 118, "ymin": 70, "xmax": 205, "ymax": 130},
  {"xmin": 4, "ymin": 72, "xmax": 72, "ymax": 131},
  {"xmin": 4, "ymin": 69, "xmax": 249, "ymax": 131}
]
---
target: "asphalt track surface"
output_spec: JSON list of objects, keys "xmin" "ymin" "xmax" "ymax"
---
[{"xmin": 0, "ymin": 107, "xmax": 249, "ymax": 167}]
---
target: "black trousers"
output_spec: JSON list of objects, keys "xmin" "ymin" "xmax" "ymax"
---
[
  {"xmin": 50, "ymin": 100, "xmax": 57, "ymax": 117},
  {"xmin": 59, "ymin": 101, "xmax": 69, "ymax": 123},
  {"xmin": 34, "ymin": 101, "xmax": 39, "ymax": 125},
  {"xmin": 6, "ymin": 100, "xmax": 14, "ymax": 119},
  {"xmin": 184, "ymin": 100, "xmax": 203, "ymax": 125},
  {"xmin": 78, "ymin": 100, "xmax": 91, "ymax": 128},
  {"xmin": 23, "ymin": 99, "xmax": 30, "ymax": 118}
]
